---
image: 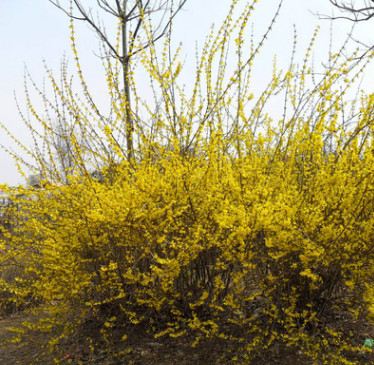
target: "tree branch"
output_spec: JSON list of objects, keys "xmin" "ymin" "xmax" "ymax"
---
[{"xmin": 324, "ymin": 0, "xmax": 374, "ymax": 22}]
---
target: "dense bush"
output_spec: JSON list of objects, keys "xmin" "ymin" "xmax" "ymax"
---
[{"xmin": 2, "ymin": 131, "xmax": 374, "ymax": 363}]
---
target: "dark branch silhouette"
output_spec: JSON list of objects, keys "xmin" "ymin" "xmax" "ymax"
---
[
  {"xmin": 325, "ymin": 0, "xmax": 374, "ymax": 22},
  {"xmin": 48, "ymin": 0, "xmax": 188, "ymax": 160}
]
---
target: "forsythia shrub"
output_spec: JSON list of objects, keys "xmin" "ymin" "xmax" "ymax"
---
[
  {"xmin": 1, "ymin": 1, "xmax": 374, "ymax": 364},
  {"xmin": 3, "ymin": 132, "xmax": 374, "ymax": 363}
]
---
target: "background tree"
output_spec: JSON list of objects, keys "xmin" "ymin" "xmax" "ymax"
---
[
  {"xmin": 328, "ymin": 0, "xmax": 374, "ymax": 22},
  {"xmin": 50, "ymin": 116, "xmax": 86, "ymax": 182},
  {"xmin": 47, "ymin": 0, "xmax": 187, "ymax": 160},
  {"xmin": 322, "ymin": 1, "xmax": 374, "ymax": 62},
  {"xmin": 2, "ymin": 0, "xmax": 188, "ymax": 183}
]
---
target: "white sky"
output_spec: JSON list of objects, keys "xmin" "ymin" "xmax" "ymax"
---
[{"xmin": 0, "ymin": 0, "xmax": 373, "ymax": 186}]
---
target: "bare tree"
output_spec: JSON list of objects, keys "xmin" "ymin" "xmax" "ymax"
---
[
  {"xmin": 50, "ymin": 117, "xmax": 86, "ymax": 182},
  {"xmin": 327, "ymin": 0, "xmax": 374, "ymax": 22},
  {"xmin": 316, "ymin": 1, "xmax": 374, "ymax": 59},
  {"xmin": 48, "ymin": 0, "xmax": 188, "ymax": 160}
]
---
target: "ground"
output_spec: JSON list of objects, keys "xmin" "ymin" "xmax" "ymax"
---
[
  {"xmin": 0, "ymin": 312, "xmax": 374, "ymax": 364},
  {"xmin": 0, "ymin": 313, "xmax": 53, "ymax": 364}
]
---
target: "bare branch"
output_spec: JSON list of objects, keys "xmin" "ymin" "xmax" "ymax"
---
[
  {"xmin": 47, "ymin": 0, "xmax": 189, "ymax": 161},
  {"xmin": 48, "ymin": 0, "xmax": 86, "ymax": 20},
  {"xmin": 324, "ymin": 0, "xmax": 374, "ymax": 22},
  {"xmin": 96, "ymin": 0, "xmax": 118, "ymax": 17}
]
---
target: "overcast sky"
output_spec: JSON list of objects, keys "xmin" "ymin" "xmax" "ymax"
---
[{"xmin": 0, "ymin": 0, "xmax": 373, "ymax": 186}]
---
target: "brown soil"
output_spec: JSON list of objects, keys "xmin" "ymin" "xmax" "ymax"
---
[
  {"xmin": 0, "ymin": 313, "xmax": 55, "ymax": 364},
  {"xmin": 0, "ymin": 312, "xmax": 373, "ymax": 364}
]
